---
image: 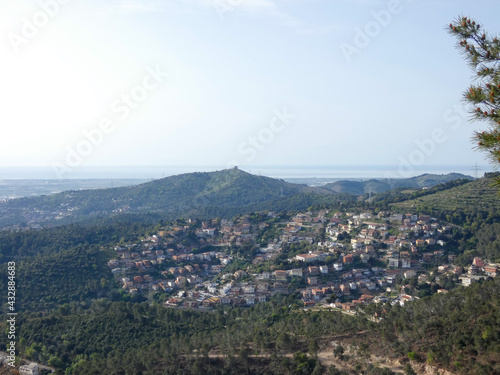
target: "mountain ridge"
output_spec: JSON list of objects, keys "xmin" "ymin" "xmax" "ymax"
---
[
  {"xmin": 322, "ymin": 172, "xmax": 473, "ymax": 195},
  {"xmin": 0, "ymin": 168, "xmax": 337, "ymax": 228},
  {"xmin": 0, "ymin": 169, "xmax": 477, "ymax": 229}
]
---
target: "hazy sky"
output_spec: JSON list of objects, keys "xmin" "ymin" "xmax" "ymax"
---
[{"xmin": 1, "ymin": 0, "xmax": 499, "ymax": 178}]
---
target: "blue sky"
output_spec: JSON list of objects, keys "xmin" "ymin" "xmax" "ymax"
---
[{"xmin": 1, "ymin": 0, "xmax": 499, "ymax": 178}]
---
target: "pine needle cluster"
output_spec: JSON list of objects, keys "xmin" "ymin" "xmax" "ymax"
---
[{"xmin": 449, "ymin": 17, "xmax": 500, "ymax": 177}]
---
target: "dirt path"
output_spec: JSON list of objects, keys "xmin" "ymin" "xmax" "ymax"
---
[
  {"xmin": 366, "ymin": 357, "xmax": 405, "ymax": 374},
  {"xmin": 314, "ymin": 350, "xmax": 405, "ymax": 374},
  {"xmin": 206, "ymin": 344, "xmax": 405, "ymax": 374},
  {"xmin": 316, "ymin": 350, "xmax": 350, "ymax": 372}
]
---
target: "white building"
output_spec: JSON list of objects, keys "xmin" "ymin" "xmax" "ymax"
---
[
  {"xmin": 401, "ymin": 258, "xmax": 411, "ymax": 268},
  {"xmin": 289, "ymin": 268, "xmax": 303, "ymax": 277},
  {"xmin": 404, "ymin": 270, "xmax": 417, "ymax": 279},
  {"xmin": 388, "ymin": 258, "xmax": 400, "ymax": 268},
  {"xmin": 295, "ymin": 254, "xmax": 319, "ymax": 262}
]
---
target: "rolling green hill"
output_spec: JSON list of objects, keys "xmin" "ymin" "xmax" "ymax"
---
[
  {"xmin": 323, "ymin": 173, "xmax": 472, "ymax": 195},
  {"xmin": 391, "ymin": 175, "xmax": 500, "ymax": 212},
  {"xmin": 0, "ymin": 168, "xmax": 340, "ymax": 228}
]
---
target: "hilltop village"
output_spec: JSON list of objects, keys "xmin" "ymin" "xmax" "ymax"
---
[{"xmin": 108, "ymin": 209, "xmax": 498, "ymax": 312}]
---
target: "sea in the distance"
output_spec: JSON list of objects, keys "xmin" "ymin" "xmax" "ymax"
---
[
  {"xmin": 0, "ymin": 165, "xmax": 482, "ymax": 180},
  {"xmin": 0, "ymin": 165, "xmax": 486, "ymax": 200}
]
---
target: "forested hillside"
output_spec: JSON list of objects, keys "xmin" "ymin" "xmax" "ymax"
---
[
  {"xmin": 323, "ymin": 173, "xmax": 472, "ymax": 195},
  {"xmin": 0, "ymin": 169, "xmax": 346, "ymax": 228},
  {"xmin": 391, "ymin": 176, "xmax": 500, "ymax": 213},
  {"xmin": 0, "ymin": 222, "xmax": 154, "ymax": 310},
  {"xmin": 362, "ymin": 278, "xmax": 500, "ymax": 375},
  {"xmin": 4, "ymin": 297, "xmax": 365, "ymax": 374}
]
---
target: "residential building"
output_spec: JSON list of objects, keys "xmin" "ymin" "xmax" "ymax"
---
[
  {"xmin": 296, "ymin": 254, "xmax": 319, "ymax": 262},
  {"xmin": 273, "ymin": 270, "xmax": 288, "ymax": 280},
  {"xmin": 404, "ymin": 270, "xmax": 417, "ymax": 279},
  {"xmin": 473, "ymin": 257, "xmax": 485, "ymax": 267},
  {"xmin": 388, "ymin": 258, "xmax": 400, "ymax": 268},
  {"xmin": 308, "ymin": 277, "xmax": 319, "ymax": 285},
  {"xmin": 308, "ymin": 266, "xmax": 320, "ymax": 275},
  {"xmin": 485, "ymin": 265, "xmax": 498, "ymax": 277},
  {"xmin": 19, "ymin": 363, "xmax": 39, "ymax": 375},
  {"xmin": 289, "ymin": 268, "xmax": 303, "ymax": 277},
  {"xmin": 175, "ymin": 276, "xmax": 187, "ymax": 286},
  {"xmin": 343, "ymin": 254, "xmax": 354, "ymax": 264},
  {"xmin": 401, "ymin": 258, "xmax": 411, "ymax": 268}
]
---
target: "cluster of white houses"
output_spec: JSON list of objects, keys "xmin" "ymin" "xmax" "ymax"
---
[{"xmin": 108, "ymin": 210, "xmax": 499, "ymax": 310}]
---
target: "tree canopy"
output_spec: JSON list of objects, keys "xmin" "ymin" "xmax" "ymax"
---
[{"xmin": 449, "ymin": 17, "xmax": 500, "ymax": 182}]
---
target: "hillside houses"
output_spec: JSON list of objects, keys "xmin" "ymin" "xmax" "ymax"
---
[{"xmin": 107, "ymin": 209, "xmax": 497, "ymax": 311}]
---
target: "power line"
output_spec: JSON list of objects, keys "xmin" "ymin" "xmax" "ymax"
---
[{"xmin": 471, "ymin": 163, "xmax": 482, "ymax": 179}]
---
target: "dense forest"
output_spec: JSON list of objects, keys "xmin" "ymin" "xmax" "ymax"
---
[
  {"xmin": 3, "ymin": 278, "xmax": 500, "ymax": 374},
  {"xmin": 0, "ymin": 222, "xmax": 155, "ymax": 310},
  {"xmin": 3, "ymin": 296, "xmax": 365, "ymax": 374},
  {"xmin": 363, "ymin": 278, "xmax": 500, "ymax": 375}
]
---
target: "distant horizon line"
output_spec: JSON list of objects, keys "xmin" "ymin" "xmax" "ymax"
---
[
  {"xmin": 0, "ymin": 164, "xmax": 487, "ymax": 180},
  {"xmin": 0, "ymin": 164, "xmax": 484, "ymax": 168}
]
